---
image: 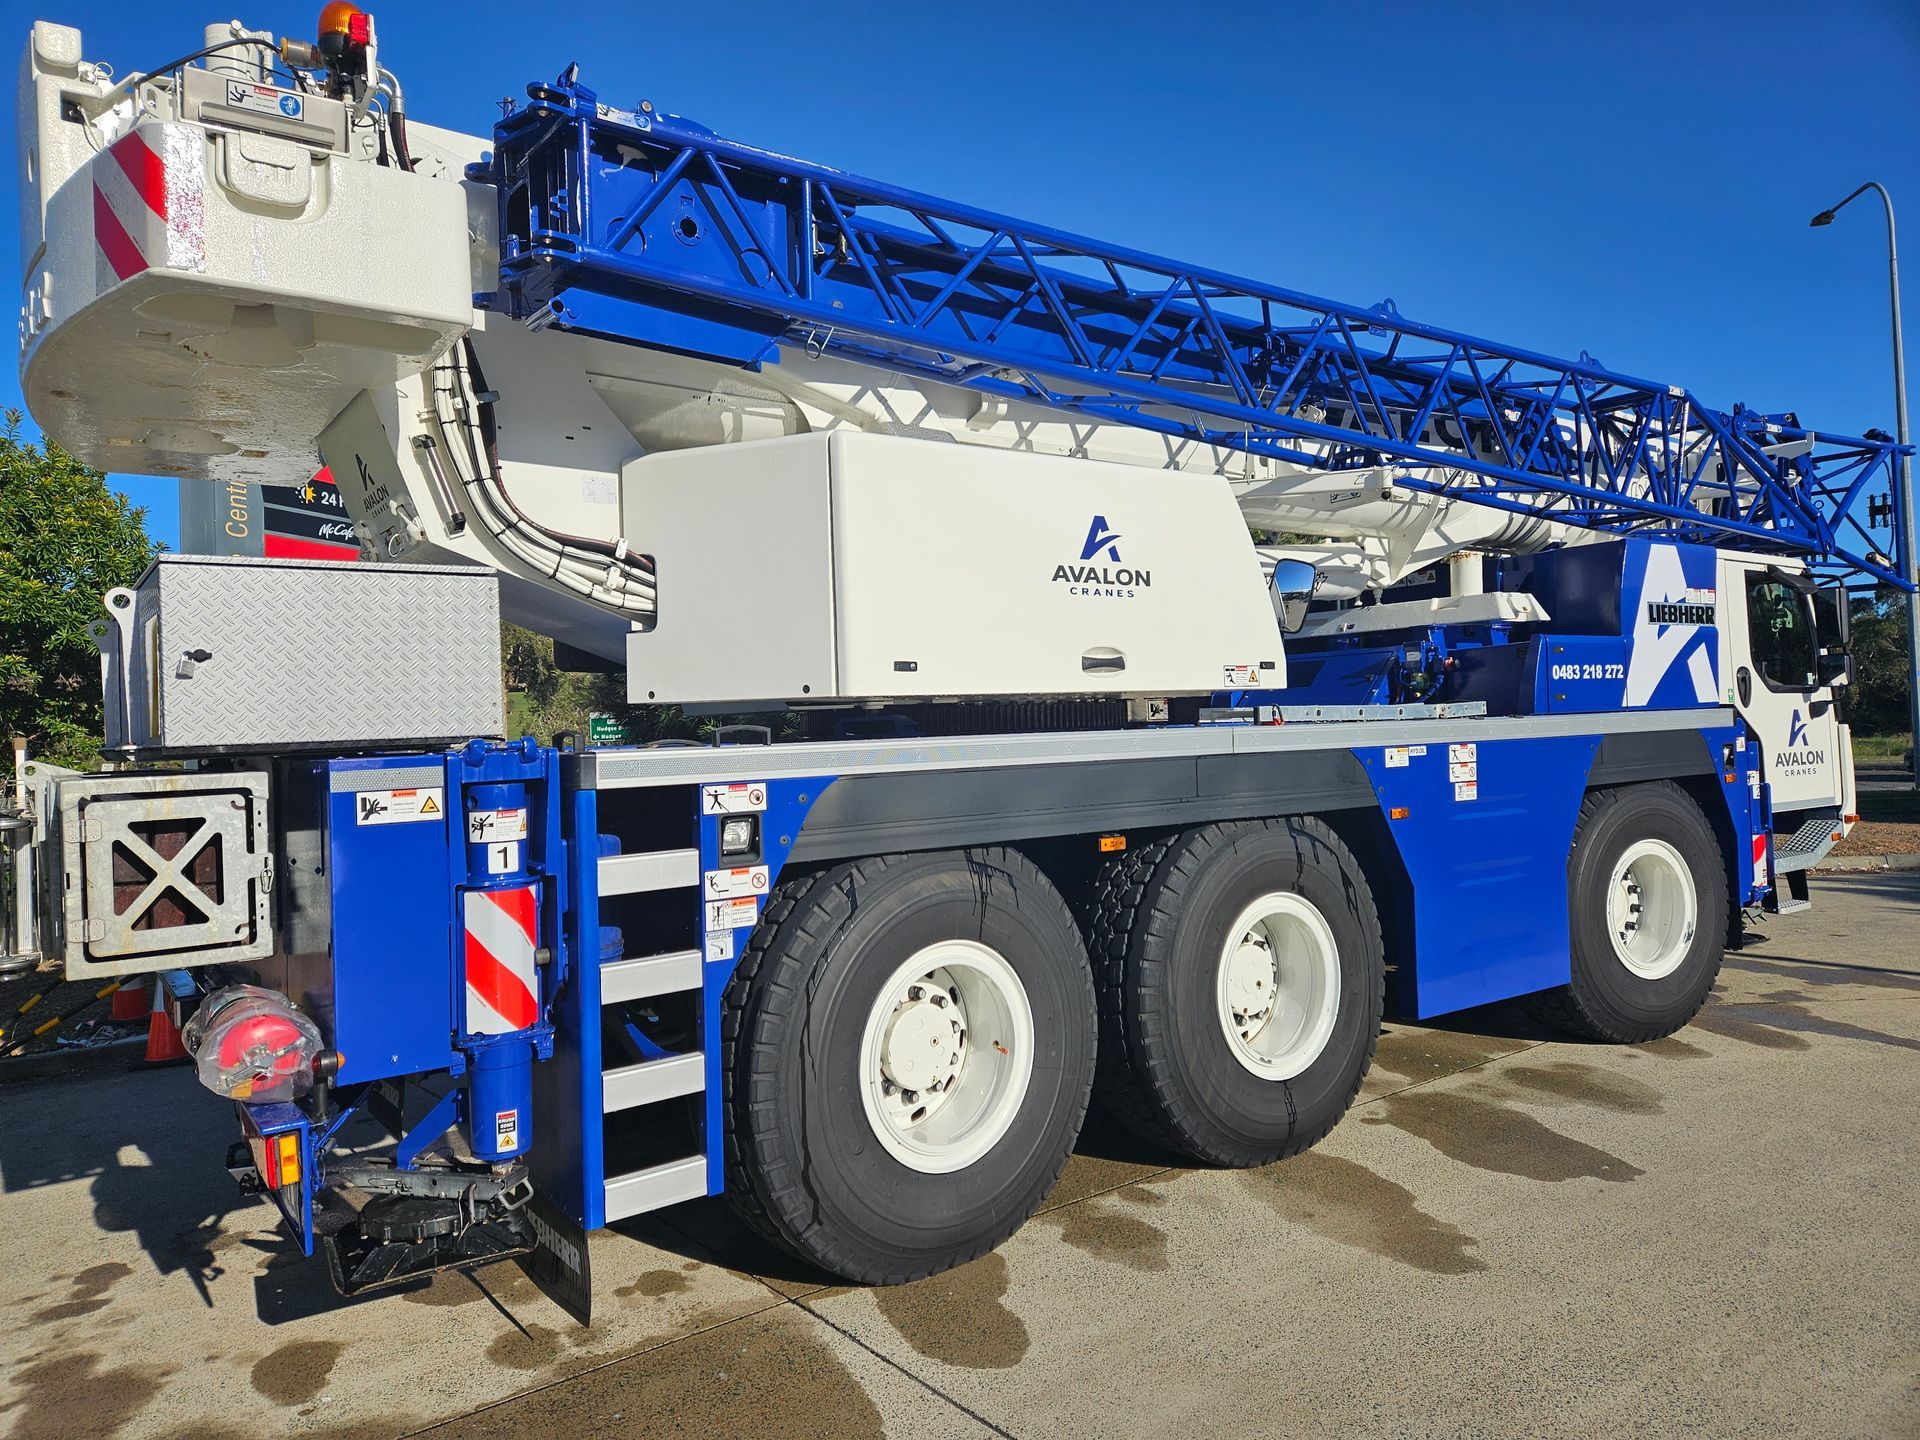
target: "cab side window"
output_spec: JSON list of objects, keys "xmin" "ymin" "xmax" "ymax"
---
[{"xmin": 1746, "ymin": 576, "xmax": 1816, "ymax": 690}]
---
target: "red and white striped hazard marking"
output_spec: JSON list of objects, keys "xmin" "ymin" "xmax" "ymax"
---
[
  {"xmin": 464, "ymin": 887, "xmax": 540, "ymax": 1035},
  {"xmin": 90, "ymin": 125, "xmax": 205, "ymax": 288},
  {"xmin": 1751, "ymin": 833, "xmax": 1770, "ymax": 879}
]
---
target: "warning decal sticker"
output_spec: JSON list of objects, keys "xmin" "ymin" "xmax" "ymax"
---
[
  {"xmin": 356, "ymin": 787, "xmax": 444, "ymax": 825},
  {"xmin": 702, "ymin": 783, "xmax": 767, "ymax": 815},
  {"xmin": 1448, "ymin": 743, "xmax": 1478, "ymax": 798},
  {"xmin": 705, "ymin": 896, "xmax": 760, "ymax": 933},
  {"xmin": 704, "ymin": 865, "xmax": 769, "ymax": 901},
  {"xmin": 468, "ymin": 807, "xmax": 529, "ymax": 843}
]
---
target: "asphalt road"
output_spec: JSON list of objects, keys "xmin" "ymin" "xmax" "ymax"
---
[
  {"xmin": 1854, "ymin": 762, "xmax": 1914, "ymax": 795},
  {"xmin": 2, "ymin": 873, "xmax": 1915, "ymax": 1439}
]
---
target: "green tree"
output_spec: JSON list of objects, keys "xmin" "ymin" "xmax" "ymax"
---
[
  {"xmin": 1846, "ymin": 592, "xmax": 1914, "ymax": 736},
  {"xmin": 501, "ymin": 623, "xmax": 698, "ymax": 744},
  {"xmin": 501, "ymin": 623, "xmax": 794, "ymax": 746},
  {"xmin": 0, "ymin": 412, "xmax": 159, "ymax": 768},
  {"xmin": 501, "ymin": 622, "xmax": 566, "ymax": 712}
]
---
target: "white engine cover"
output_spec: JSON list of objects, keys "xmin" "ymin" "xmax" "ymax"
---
[{"xmin": 623, "ymin": 432, "xmax": 1282, "ymax": 703}]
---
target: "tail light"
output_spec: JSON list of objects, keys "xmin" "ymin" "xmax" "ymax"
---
[{"xmin": 182, "ymin": 985, "xmax": 324, "ymax": 1103}]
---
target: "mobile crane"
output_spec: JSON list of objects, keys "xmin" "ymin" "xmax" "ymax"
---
[{"xmin": 11, "ymin": 8, "xmax": 1910, "ymax": 1316}]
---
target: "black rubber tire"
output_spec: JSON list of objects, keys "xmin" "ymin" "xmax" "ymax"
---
[
  {"xmin": 1529, "ymin": 782, "xmax": 1729, "ymax": 1043},
  {"xmin": 721, "ymin": 847, "xmax": 1096, "ymax": 1284},
  {"xmin": 1086, "ymin": 818, "xmax": 1384, "ymax": 1167}
]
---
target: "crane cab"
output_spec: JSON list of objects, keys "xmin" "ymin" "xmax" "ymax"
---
[{"xmin": 1716, "ymin": 555, "xmax": 1857, "ymax": 879}]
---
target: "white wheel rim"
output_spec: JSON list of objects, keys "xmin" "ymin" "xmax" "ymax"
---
[
  {"xmin": 857, "ymin": 941, "xmax": 1035, "ymax": 1174},
  {"xmin": 1215, "ymin": 892, "xmax": 1342, "ymax": 1081},
  {"xmin": 1606, "ymin": 838, "xmax": 1697, "ymax": 980}
]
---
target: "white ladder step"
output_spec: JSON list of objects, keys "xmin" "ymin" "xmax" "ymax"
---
[
  {"xmin": 603, "ymin": 1052, "xmax": 705, "ymax": 1113},
  {"xmin": 602, "ymin": 949, "xmax": 701, "ymax": 1005},
  {"xmin": 604, "ymin": 1155, "xmax": 706, "ymax": 1222},
  {"xmin": 599, "ymin": 849, "xmax": 699, "ymax": 896}
]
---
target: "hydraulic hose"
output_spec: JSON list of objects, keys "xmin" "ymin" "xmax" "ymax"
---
[{"xmin": 423, "ymin": 344, "xmax": 657, "ymax": 618}]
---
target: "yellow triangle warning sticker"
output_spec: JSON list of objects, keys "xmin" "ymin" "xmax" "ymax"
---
[{"xmin": 421, "ymin": 795, "xmax": 440, "ymax": 814}]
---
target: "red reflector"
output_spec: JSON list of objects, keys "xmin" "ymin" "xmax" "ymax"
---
[
  {"xmin": 348, "ymin": 12, "xmax": 371, "ymax": 43},
  {"xmin": 249, "ymin": 1130, "xmax": 302, "ymax": 1189},
  {"xmin": 252, "ymin": 1132, "xmax": 279, "ymax": 1188}
]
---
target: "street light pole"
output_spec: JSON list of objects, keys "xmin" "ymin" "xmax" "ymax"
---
[{"xmin": 1812, "ymin": 182, "xmax": 1919, "ymax": 790}]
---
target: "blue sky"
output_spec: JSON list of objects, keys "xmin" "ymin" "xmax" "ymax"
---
[{"xmin": 7, "ymin": 1, "xmax": 1917, "ymax": 551}]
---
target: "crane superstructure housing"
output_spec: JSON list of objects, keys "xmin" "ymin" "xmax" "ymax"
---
[{"xmin": 9, "ymin": 10, "xmax": 1910, "ymax": 1313}]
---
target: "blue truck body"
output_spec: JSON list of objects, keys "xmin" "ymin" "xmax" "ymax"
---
[{"xmin": 250, "ymin": 704, "xmax": 1769, "ymax": 1253}]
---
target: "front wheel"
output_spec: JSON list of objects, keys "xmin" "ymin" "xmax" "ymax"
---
[
  {"xmin": 722, "ymin": 847, "xmax": 1095, "ymax": 1284},
  {"xmin": 1533, "ymin": 782, "xmax": 1730, "ymax": 1042}
]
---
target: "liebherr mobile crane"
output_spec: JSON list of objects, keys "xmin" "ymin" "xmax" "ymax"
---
[{"xmin": 11, "ymin": 8, "xmax": 1911, "ymax": 1313}]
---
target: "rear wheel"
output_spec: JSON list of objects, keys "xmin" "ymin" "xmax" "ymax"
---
[
  {"xmin": 1087, "ymin": 818, "xmax": 1384, "ymax": 1167},
  {"xmin": 723, "ymin": 847, "xmax": 1095, "ymax": 1284},
  {"xmin": 1532, "ymin": 782, "xmax": 1729, "ymax": 1042}
]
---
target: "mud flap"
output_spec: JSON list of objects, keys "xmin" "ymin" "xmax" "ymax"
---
[{"xmin": 516, "ymin": 1189, "xmax": 592, "ymax": 1326}]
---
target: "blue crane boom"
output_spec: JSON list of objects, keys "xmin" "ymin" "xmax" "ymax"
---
[{"xmin": 478, "ymin": 70, "xmax": 1911, "ymax": 589}]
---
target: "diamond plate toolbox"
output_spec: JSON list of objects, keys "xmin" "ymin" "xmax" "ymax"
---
[{"xmin": 99, "ymin": 555, "xmax": 504, "ymax": 751}]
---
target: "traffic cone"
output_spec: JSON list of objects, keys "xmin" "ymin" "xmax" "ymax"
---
[
  {"xmin": 143, "ymin": 979, "xmax": 188, "ymax": 1064},
  {"xmin": 109, "ymin": 981, "xmax": 150, "ymax": 1023}
]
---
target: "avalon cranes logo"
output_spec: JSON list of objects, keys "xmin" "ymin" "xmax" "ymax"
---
[
  {"xmin": 1053, "ymin": 515, "xmax": 1151, "ymax": 598},
  {"xmin": 1080, "ymin": 516, "xmax": 1123, "ymax": 563},
  {"xmin": 1774, "ymin": 706, "xmax": 1826, "ymax": 779}
]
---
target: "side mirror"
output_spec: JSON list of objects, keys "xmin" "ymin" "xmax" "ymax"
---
[
  {"xmin": 1810, "ymin": 584, "xmax": 1851, "ymax": 688},
  {"xmin": 1270, "ymin": 557, "xmax": 1320, "ymax": 635}
]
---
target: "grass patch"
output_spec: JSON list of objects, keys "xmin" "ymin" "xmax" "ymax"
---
[{"xmin": 1851, "ymin": 731, "xmax": 1913, "ymax": 762}]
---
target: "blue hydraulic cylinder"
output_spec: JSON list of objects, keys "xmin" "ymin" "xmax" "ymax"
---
[
  {"xmin": 466, "ymin": 1040, "xmax": 535, "ymax": 1164},
  {"xmin": 452, "ymin": 741, "xmax": 560, "ymax": 1165}
]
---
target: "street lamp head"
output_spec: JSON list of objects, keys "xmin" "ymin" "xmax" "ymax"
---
[{"xmin": 1810, "ymin": 210, "xmax": 1836, "ymax": 227}]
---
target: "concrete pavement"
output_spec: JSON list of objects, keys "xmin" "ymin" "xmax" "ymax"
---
[{"xmin": 2, "ymin": 874, "xmax": 1915, "ymax": 1438}]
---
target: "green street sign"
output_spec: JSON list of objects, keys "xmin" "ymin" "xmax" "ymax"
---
[{"xmin": 588, "ymin": 712, "xmax": 629, "ymax": 746}]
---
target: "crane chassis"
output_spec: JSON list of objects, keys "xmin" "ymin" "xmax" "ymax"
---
[{"xmin": 7, "ymin": 10, "xmax": 1908, "ymax": 1315}]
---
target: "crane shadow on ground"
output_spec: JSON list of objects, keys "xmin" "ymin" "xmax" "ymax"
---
[
  {"xmin": 0, "ymin": 1066, "xmax": 257, "ymax": 1311},
  {"xmin": 612, "ymin": 1102, "xmax": 1190, "ymax": 1291}
]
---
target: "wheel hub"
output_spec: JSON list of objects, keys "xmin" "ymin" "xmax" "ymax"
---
[
  {"xmin": 1616, "ymin": 876, "xmax": 1644, "ymax": 944},
  {"xmin": 879, "ymin": 990, "xmax": 964, "ymax": 1100},
  {"xmin": 1605, "ymin": 839, "xmax": 1697, "ymax": 980},
  {"xmin": 1225, "ymin": 935, "xmax": 1277, "ymax": 1037},
  {"xmin": 858, "ymin": 945, "xmax": 1035, "ymax": 1174},
  {"xmin": 1214, "ymin": 892, "xmax": 1342, "ymax": 1082}
]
